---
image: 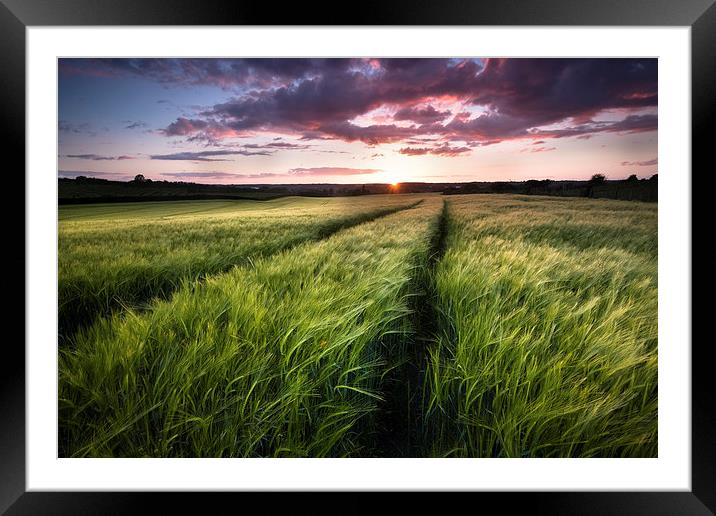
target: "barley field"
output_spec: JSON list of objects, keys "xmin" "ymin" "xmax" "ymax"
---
[
  {"xmin": 58, "ymin": 193, "xmax": 657, "ymax": 458},
  {"xmin": 423, "ymin": 195, "xmax": 658, "ymax": 457},
  {"xmin": 58, "ymin": 195, "xmax": 421, "ymax": 340}
]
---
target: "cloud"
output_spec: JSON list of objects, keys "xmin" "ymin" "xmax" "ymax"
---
[
  {"xmin": 534, "ymin": 114, "xmax": 658, "ymax": 139},
  {"xmin": 157, "ymin": 58, "xmax": 654, "ymax": 148},
  {"xmin": 124, "ymin": 120, "xmax": 148, "ymax": 130},
  {"xmin": 188, "ymin": 59, "xmax": 486, "ymax": 144},
  {"xmin": 162, "ymin": 117, "xmax": 249, "ymax": 146},
  {"xmin": 243, "ymin": 142, "xmax": 312, "ymax": 150},
  {"xmin": 467, "ymin": 59, "xmax": 657, "ymax": 126},
  {"xmin": 161, "ymin": 171, "xmax": 256, "ymax": 179},
  {"xmin": 393, "ymin": 105, "xmax": 452, "ymax": 124},
  {"xmin": 160, "ymin": 167, "xmax": 381, "ymax": 180},
  {"xmin": 59, "ymin": 121, "xmax": 98, "ymax": 137},
  {"xmin": 162, "ymin": 171, "xmax": 289, "ymax": 180},
  {"xmin": 64, "ymin": 154, "xmax": 135, "ymax": 160},
  {"xmin": 621, "ymin": 158, "xmax": 658, "ymax": 166},
  {"xmin": 316, "ymin": 122, "xmax": 419, "ymax": 145},
  {"xmin": 59, "ymin": 58, "xmax": 361, "ymax": 90},
  {"xmin": 287, "ymin": 167, "xmax": 381, "ymax": 176},
  {"xmin": 398, "ymin": 143, "xmax": 472, "ymax": 157},
  {"xmin": 150, "ymin": 149, "xmax": 272, "ymax": 161},
  {"xmin": 62, "ymin": 58, "xmax": 658, "ymax": 152},
  {"xmin": 161, "ymin": 117, "xmax": 210, "ymax": 136}
]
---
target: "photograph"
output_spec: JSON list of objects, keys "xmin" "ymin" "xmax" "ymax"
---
[
  {"xmin": 2, "ymin": 0, "xmax": 709, "ymax": 508},
  {"xmin": 57, "ymin": 57, "xmax": 659, "ymax": 459}
]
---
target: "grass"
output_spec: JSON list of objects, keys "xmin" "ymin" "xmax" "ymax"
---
[
  {"xmin": 423, "ymin": 195, "xmax": 658, "ymax": 457},
  {"xmin": 59, "ymin": 197, "xmax": 443, "ymax": 457},
  {"xmin": 58, "ymin": 195, "xmax": 422, "ymax": 340},
  {"xmin": 57, "ymin": 193, "xmax": 658, "ymax": 458}
]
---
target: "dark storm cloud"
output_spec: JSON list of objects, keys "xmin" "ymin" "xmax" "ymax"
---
[
  {"xmin": 316, "ymin": 122, "xmax": 419, "ymax": 145},
  {"xmin": 59, "ymin": 58, "xmax": 359, "ymax": 90},
  {"xmin": 196, "ymin": 59, "xmax": 486, "ymax": 138},
  {"xmin": 467, "ymin": 59, "xmax": 657, "ymax": 125},
  {"xmin": 61, "ymin": 58, "xmax": 657, "ymax": 151},
  {"xmin": 393, "ymin": 105, "xmax": 452, "ymax": 124}
]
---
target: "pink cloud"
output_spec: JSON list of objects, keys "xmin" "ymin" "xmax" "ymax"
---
[
  {"xmin": 287, "ymin": 167, "xmax": 381, "ymax": 176},
  {"xmin": 399, "ymin": 143, "xmax": 472, "ymax": 157},
  {"xmin": 621, "ymin": 158, "xmax": 657, "ymax": 166}
]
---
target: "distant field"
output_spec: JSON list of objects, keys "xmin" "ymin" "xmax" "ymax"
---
[
  {"xmin": 58, "ymin": 195, "xmax": 423, "ymax": 340},
  {"xmin": 58, "ymin": 193, "xmax": 658, "ymax": 457}
]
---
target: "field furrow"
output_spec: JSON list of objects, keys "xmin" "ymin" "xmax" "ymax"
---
[
  {"xmin": 372, "ymin": 199, "xmax": 449, "ymax": 456},
  {"xmin": 58, "ymin": 195, "xmax": 422, "ymax": 341},
  {"xmin": 59, "ymin": 197, "xmax": 443, "ymax": 457},
  {"xmin": 423, "ymin": 195, "xmax": 658, "ymax": 457}
]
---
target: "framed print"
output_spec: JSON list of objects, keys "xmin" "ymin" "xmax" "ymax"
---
[{"xmin": 3, "ymin": 0, "xmax": 713, "ymax": 513}]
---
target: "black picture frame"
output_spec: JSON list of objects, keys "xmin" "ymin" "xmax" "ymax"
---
[{"xmin": 2, "ymin": 0, "xmax": 711, "ymax": 513}]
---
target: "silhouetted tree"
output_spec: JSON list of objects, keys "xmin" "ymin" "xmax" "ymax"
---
[
  {"xmin": 586, "ymin": 173, "xmax": 606, "ymax": 198},
  {"xmin": 649, "ymin": 174, "xmax": 658, "ymax": 181},
  {"xmin": 525, "ymin": 179, "xmax": 546, "ymax": 195},
  {"xmin": 626, "ymin": 174, "xmax": 639, "ymax": 182},
  {"xmin": 132, "ymin": 174, "xmax": 147, "ymax": 183},
  {"xmin": 589, "ymin": 173, "xmax": 607, "ymax": 184}
]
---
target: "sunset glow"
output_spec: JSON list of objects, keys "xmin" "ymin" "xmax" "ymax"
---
[{"xmin": 58, "ymin": 58, "xmax": 658, "ymax": 184}]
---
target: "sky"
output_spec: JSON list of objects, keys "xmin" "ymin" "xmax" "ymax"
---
[{"xmin": 58, "ymin": 58, "xmax": 658, "ymax": 184}]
